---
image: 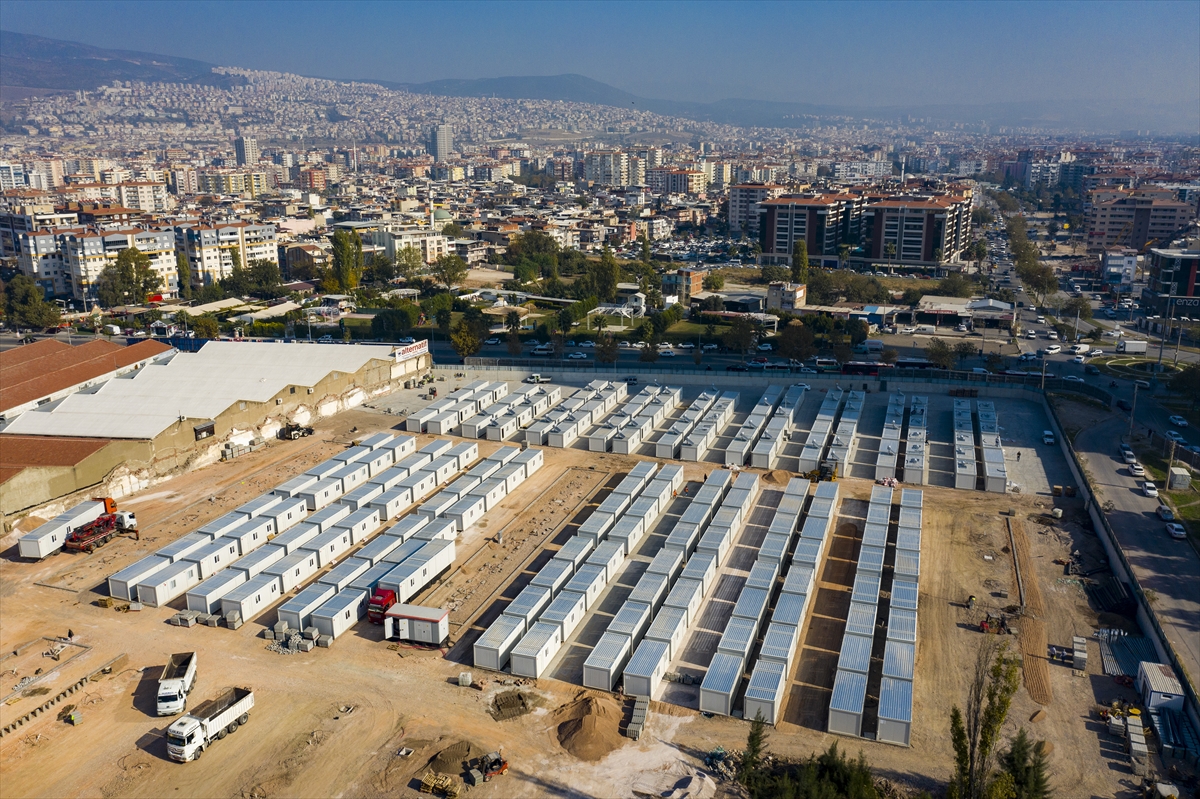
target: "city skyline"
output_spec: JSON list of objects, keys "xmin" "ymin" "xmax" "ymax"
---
[{"xmin": 1, "ymin": 0, "xmax": 1197, "ymax": 132}]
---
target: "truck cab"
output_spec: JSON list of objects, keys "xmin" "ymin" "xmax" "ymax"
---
[
  {"xmin": 367, "ymin": 588, "xmax": 397, "ymax": 623},
  {"xmin": 166, "ymin": 717, "xmax": 205, "ymax": 762},
  {"xmin": 158, "ymin": 652, "xmax": 197, "ymax": 716}
]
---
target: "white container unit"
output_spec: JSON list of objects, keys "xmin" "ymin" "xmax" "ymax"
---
[
  {"xmin": 263, "ymin": 548, "xmax": 320, "ymax": 592},
  {"xmin": 623, "ymin": 639, "xmax": 671, "ymax": 699},
  {"xmin": 828, "ymin": 670, "xmax": 867, "ymax": 737},
  {"xmin": 380, "ymin": 539, "xmax": 426, "ymax": 567},
  {"xmin": 299, "ymin": 528, "xmax": 353, "ymax": 567},
  {"xmin": 340, "ymin": 483, "xmax": 384, "ymax": 512},
  {"xmin": 311, "ymin": 589, "xmax": 369, "ymax": 640},
  {"xmin": 197, "ymin": 511, "xmax": 251, "ymax": 538},
  {"xmin": 699, "ymin": 653, "xmax": 745, "ymax": 716},
  {"xmin": 261, "ymin": 497, "xmax": 308, "ymax": 535},
  {"xmin": 628, "ymin": 570, "xmax": 670, "ymax": 612},
  {"xmin": 512, "ymin": 448, "xmax": 543, "ymax": 476},
  {"xmin": 510, "ymin": 622, "xmax": 563, "ymax": 678},
  {"xmin": 354, "ymin": 533, "xmax": 406, "ymax": 566},
  {"xmin": 230, "ymin": 544, "xmax": 286, "ymax": 578},
  {"xmin": 732, "ymin": 587, "xmax": 770, "ymax": 625},
  {"xmin": 369, "ymin": 486, "xmax": 414, "ymax": 520},
  {"xmin": 531, "ymin": 558, "xmax": 574, "ymax": 595},
  {"xmin": 305, "ymin": 503, "xmax": 351, "ymax": 533},
  {"xmin": 419, "ymin": 438, "xmax": 454, "ymax": 459},
  {"xmin": 540, "ymin": 590, "xmax": 588, "ymax": 640},
  {"xmin": 877, "ymin": 677, "xmax": 913, "ymax": 746},
  {"xmin": 503, "ymin": 583, "xmax": 553, "ymax": 629},
  {"xmin": 718, "ymin": 616, "xmax": 759, "ymax": 662},
  {"xmin": 355, "ymin": 431, "xmax": 396, "ymax": 451},
  {"xmin": 297, "ymin": 477, "xmax": 344, "ymax": 511},
  {"xmin": 235, "ymin": 493, "xmax": 283, "ymax": 519},
  {"xmin": 222, "ymin": 516, "xmax": 275, "ymax": 556},
  {"xmin": 607, "ymin": 600, "xmax": 652, "ymax": 646},
  {"xmin": 220, "ymin": 572, "xmax": 284, "ymax": 622},
  {"xmin": 332, "ymin": 507, "xmax": 382, "ymax": 544},
  {"xmin": 422, "ymin": 456, "xmax": 460, "ymax": 486},
  {"xmin": 387, "ymin": 514, "xmax": 431, "ymax": 542},
  {"xmin": 380, "ymin": 434, "xmax": 416, "ymax": 460},
  {"xmin": 319, "ymin": 557, "xmax": 372, "ymax": 591},
  {"xmin": 305, "ymin": 457, "xmax": 347, "ymax": 480},
  {"xmin": 446, "ymin": 494, "xmax": 487, "ymax": 531},
  {"xmin": 680, "ymin": 551, "xmax": 717, "ymax": 595},
  {"xmin": 182, "ymin": 538, "xmax": 241, "ymax": 579},
  {"xmin": 486, "ymin": 445, "xmax": 521, "ymax": 466},
  {"xmin": 838, "ymin": 632, "xmax": 873, "ymax": 675},
  {"xmin": 135, "ymin": 559, "xmax": 202, "ymax": 607},
  {"xmin": 578, "ymin": 511, "xmax": 616, "ymax": 543},
  {"xmin": 381, "ymin": 539, "xmax": 455, "ymax": 603},
  {"xmin": 397, "ymin": 471, "xmax": 438, "ymax": 504},
  {"xmin": 663, "ymin": 578, "xmax": 704, "ymax": 627},
  {"xmin": 277, "ymin": 583, "xmax": 335, "ymax": 630},
  {"xmin": 18, "ymin": 500, "xmax": 108, "ymax": 559},
  {"xmin": 368, "ymin": 466, "xmax": 410, "ymax": 493},
  {"xmin": 743, "ymin": 660, "xmax": 788, "ymax": 725},
  {"xmin": 696, "ymin": 527, "xmax": 733, "ymax": 565},
  {"xmin": 332, "ymin": 445, "xmax": 372, "ymax": 464},
  {"xmin": 586, "ymin": 539, "xmax": 626, "ymax": 583},
  {"xmin": 362, "ymin": 448, "xmax": 394, "ymax": 478},
  {"xmin": 646, "ymin": 548, "xmax": 683, "ymax": 583},
  {"xmin": 553, "ymin": 535, "xmax": 594, "ymax": 570},
  {"xmin": 474, "ymin": 614, "xmax": 527, "ymax": 671},
  {"xmin": 349, "ymin": 561, "xmax": 396, "ymax": 595},
  {"xmin": 446, "ymin": 442, "xmax": 479, "ymax": 471},
  {"xmin": 561, "ymin": 563, "xmax": 607, "ymax": 611},
  {"xmin": 185, "ymin": 569, "xmax": 247, "ymax": 614},
  {"xmin": 272, "ymin": 473, "xmax": 318, "ymax": 498},
  {"xmin": 155, "ymin": 531, "xmax": 215, "ymax": 563},
  {"xmin": 469, "ymin": 478, "xmax": 507, "ymax": 512},
  {"xmin": 582, "ymin": 632, "xmax": 633, "ymax": 691},
  {"xmin": 772, "ymin": 591, "xmax": 809, "ymax": 631},
  {"xmin": 271, "ymin": 523, "xmax": 319, "ymax": 554},
  {"xmin": 330, "ymin": 462, "xmax": 369, "ymax": 494},
  {"xmin": 644, "ymin": 606, "xmax": 689, "ymax": 660},
  {"xmin": 493, "ymin": 464, "xmax": 525, "ymax": 495}
]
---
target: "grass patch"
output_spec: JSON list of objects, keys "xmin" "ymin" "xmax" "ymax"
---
[{"xmin": 1133, "ymin": 442, "xmax": 1200, "ymax": 542}]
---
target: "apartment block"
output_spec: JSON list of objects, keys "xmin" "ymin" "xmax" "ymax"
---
[
  {"xmin": 1086, "ymin": 190, "xmax": 1197, "ymax": 250},
  {"xmin": 60, "ymin": 227, "xmax": 178, "ymax": 302},
  {"xmin": 860, "ymin": 195, "xmax": 971, "ymax": 266},
  {"xmin": 175, "ymin": 221, "xmax": 279, "ymax": 287},
  {"xmin": 766, "ymin": 281, "xmax": 807, "ymax": 312},
  {"xmin": 1145, "ymin": 247, "xmax": 1200, "ymax": 307},
  {"xmin": 585, "ymin": 151, "xmax": 629, "ymax": 187},
  {"xmin": 727, "ymin": 183, "xmax": 785, "ymax": 237},
  {"xmin": 757, "ymin": 194, "xmax": 865, "ymax": 266},
  {"xmin": 661, "ymin": 268, "xmax": 705, "ymax": 302}
]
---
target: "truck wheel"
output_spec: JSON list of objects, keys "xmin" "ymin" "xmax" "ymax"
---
[
  {"xmin": 227, "ymin": 721, "xmax": 238, "ymax": 734},
  {"xmin": 238, "ymin": 713, "xmax": 249, "ymax": 725},
  {"xmin": 193, "ymin": 747, "xmax": 202, "ymax": 760},
  {"xmin": 217, "ymin": 729, "xmax": 227, "ymax": 740}
]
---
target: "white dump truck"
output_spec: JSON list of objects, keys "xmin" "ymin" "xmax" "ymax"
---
[
  {"xmin": 157, "ymin": 652, "xmax": 198, "ymax": 716},
  {"xmin": 166, "ymin": 687, "xmax": 254, "ymax": 762}
]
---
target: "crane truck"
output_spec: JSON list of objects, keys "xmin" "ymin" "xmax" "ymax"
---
[
  {"xmin": 63, "ymin": 498, "xmax": 137, "ymax": 553},
  {"xmin": 157, "ymin": 652, "xmax": 198, "ymax": 716},
  {"xmin": 166, "ymin": 687, "xmax": 254, "ymax": 762}
]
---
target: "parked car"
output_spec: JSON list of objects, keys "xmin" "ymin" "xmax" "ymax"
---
[
  {"xmin": 1143, "ymin": 482, "xmax": 1159, "ymax": 498},
  {"xmin": 701, "ymin": 343, "xmax": 719, "ymax": 352},
  {"xmin": 1064, "ymin": 375, "xmax": 1084, "ymax": 383},
  {"xmin": 580, "ymin": 340, "xmax": 595, "ymax": 348},
  {"xmin": 1157, "ymin": 505, "xmax": 1175, "ymax": 521},
  {"xmin": 1166, "ymin": 523, "xmax": 1187, "ymax": 540},
  {"xmin": 1170, "ymin": 415, "xmax": 1189, "ymax": 427},
  {"xmin": 1129, "ymin": 463, "xmax": 1145, "ymax": 477},
  {"xmin": 677, "ymin": 342, "xmax": 695, "ymax": 349},
  {"xmin": 756, "ymin": 343, "xmax": 773, "ymax": 352}
]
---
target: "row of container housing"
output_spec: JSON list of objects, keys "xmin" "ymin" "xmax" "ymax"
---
[
  {"xmin": 588, "ymin": 385, "xmax": 681, "ymax": 454},
  {"xmin": 680, "ymin": 392, "xmax": 739, "ymax": 462},
  {"xmin": 876, "ymin": 393, "xmax": 906, "ymax": 481},
  {"xmin": 460, "ymin": 383, "xmax": 563, "ymax": 440},
  {"xmin": 798, "ymin": 388, "xmax": 844, "ymax": 473},
  {"xmin": 903, "ymin": 396, "xmax": 929, "ymax": 484},
  {"xmin": 405, "ymin": 381, "xmax": 510, "ymax": 435},
  {"xmin": 749, "ymin": 384, "xmax": 809, "ymax": 469},
  {"xmin": 655, "ymin": 391, "xmax": 718, "ymax": 459}
]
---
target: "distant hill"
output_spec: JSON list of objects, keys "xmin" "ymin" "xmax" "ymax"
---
[{"xmin": 0, "ymin": 30, "xmax": 245, "ymax": 93}]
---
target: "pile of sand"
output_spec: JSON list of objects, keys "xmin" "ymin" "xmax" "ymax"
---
[
  {"xmin": 762, "ymin": 470, "xmax": 791, "ymax": 486},
  {"xmin": 553, "ymin": 693, "xmax": 625, "ymax": 762},
  {"xmin": 429, "ymin": 739, "xmax": 483, "ymax": 775}
]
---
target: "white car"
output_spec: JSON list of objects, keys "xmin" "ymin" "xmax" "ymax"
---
[
  {"xmin": 756, "ymin": 343, "xmax": 773, "ymax": 352},
  {"xmin": 677, "ymin": 342, "xmax": 695, "ymax": 349},
  {"xmin": 580, "ymin": 340, "xmax": 595, "ymax": 348},
  {"xmin": 1166, "ymin": 523, "xmax": 1187, "ymax": 540},
  {"xmin": 1042, "ymin": 430, "xmax": 1056, "ymax": 445},
  {"xmin": 1072, "ymin": 355, "xmax": 1085, "ymax": 364},
  {"xmin": 1129, "ymin": 462, "xmax": 1145, "ymax": 477},
  {"xmin": 1048, "ymin": 331, "xmax": 1059, "ymax": 340},
  {"xmin": 902, "ymin": 326, "xmax": 917, "ymax": 334},
  {"xmin": 484, "ymin": 338, "xmax": 500, "ymax": 345},
  {"xmin": 1036, "ymin": 316, "xmax": 1047, "ymax": 324},
  {"xmin": 1064, "ymin": 375, "xmax": 1084, "ymax": 383},
  {"xmin": 1170, "ymin": 415, "xmax": 1189, "ymax": 427},
  {"xmin": 1143, "ymin": 482, "xmax": 1159, "ymax": 498},
  {"xmin": 702, "ymin": 343, "xmax": 719, "ymax": 352},
  {"xmin": 659, "ymin": 349, "xmax": 676, "ymax": 357},
  {"xmin": 1045, "ymin": 345, "xmax": 1062, "ymax": 354},
  {"xmin": 567, "ymin": 352, "xmax": 588, "ymax": 360},
  {"xmin": 1026, "ymin": 331, "xmax": 1038, "ymax": 339}
]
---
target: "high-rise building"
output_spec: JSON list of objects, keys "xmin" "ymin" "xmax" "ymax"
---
[
  {"xmin": 430, "ymin": 125, "xmax": 455, "ymax": 161},
  {"xmin": 1086, "ymin": 190, "xmax": 1197, "ymax": 250},
  {"xmin": 584, "ymin": 151, "xmax": 629, "ymax": 187},
  {"xmin": 0, "ymin": 162, "xmax": 26, "ymax": 190},
  {"xmin": 727, "ymin": 183, "xmax": 785, "ymax": 237},
  {"xmin": 234, "ymin": 136, "xmax": 260, "ymax": 167}
]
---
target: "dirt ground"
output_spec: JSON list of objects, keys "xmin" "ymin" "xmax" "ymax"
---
[{"xmin": 0, "ymin": 391, "xmax": 1158, "ymax": 799}]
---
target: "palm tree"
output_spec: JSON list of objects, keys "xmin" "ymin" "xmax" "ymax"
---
[{"xmin": 885, "ymin": 242, "xmax": 896, "ymax": 270}]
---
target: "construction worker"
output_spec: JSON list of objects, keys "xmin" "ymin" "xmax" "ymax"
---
[{"xmin": 967, "ymin": 595, "xmax": 976, "ymax": 610}]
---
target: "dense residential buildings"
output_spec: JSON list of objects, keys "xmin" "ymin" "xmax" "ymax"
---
[
  {"xmin": 1085, "ymin": 189, "xmax": 1197, "ymax": 250},
  {"xmin": 727, "ymin": 183, "xmax": 785, "ymax": 237}
]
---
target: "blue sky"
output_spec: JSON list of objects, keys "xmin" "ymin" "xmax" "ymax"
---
[{"xmin": 3, "ymin": 0, "xmax": 1197, "ymax": 108}]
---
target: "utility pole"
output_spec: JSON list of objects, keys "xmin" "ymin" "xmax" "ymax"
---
[
  {"xmin": 1157, "ymin": 290, "xmax": 1176, "ymax": 368},
  {"xmin": 1040, "ymin": 356, "xmax": 1048, "ymax": 391},
  {"xmin": 1173, "ymin": 317, "xmax": 1187, "ymax": 367},
  {"xmin": 1127, "ymin": 382, "xmax": 1139, "ymax": 442}
]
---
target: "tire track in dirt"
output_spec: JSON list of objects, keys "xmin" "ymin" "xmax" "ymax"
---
[{"xmin": 1008, "ymin": 517, "xmax": 1052, "ymax": 705}]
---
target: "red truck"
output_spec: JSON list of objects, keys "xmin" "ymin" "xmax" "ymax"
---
[
  {"xmin": 366, "ymin": 588, "xmax": 397, "ymax": 623},
  {"xmin": 63, "ymin": 498, "xmax": 137, "ymax": 553}
]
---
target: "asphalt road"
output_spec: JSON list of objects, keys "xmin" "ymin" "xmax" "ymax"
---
[{"xmin": 1074, "ymin": 415, "xmax": 1200, "ymax": 688}]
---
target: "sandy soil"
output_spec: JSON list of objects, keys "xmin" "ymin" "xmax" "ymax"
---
[{"xmin": 0, "ymin": 393, "xmax": 1152, "ymax": 799}]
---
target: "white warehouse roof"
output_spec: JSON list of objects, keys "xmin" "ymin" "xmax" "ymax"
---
[{"xmin": 1, "ymin": 341, "xmax": 399, "ymax": 440}]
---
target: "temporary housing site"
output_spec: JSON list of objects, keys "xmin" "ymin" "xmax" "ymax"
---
[
  {"xmin": 7, "ymin": 369, "xmax": 1195, "ymax": 795},
  {"xmin": 0, "ymin": 340, "xmax": 431, "ymax": 515}
]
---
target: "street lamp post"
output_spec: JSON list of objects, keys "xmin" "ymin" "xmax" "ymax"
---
[
  {"xmin": 1127, "ymin": 382, "xmax": 1139, "ymax": 442},
  {"xmin": 1173, "ymin": 317, "xmax": 1188, "ymax": 367}
]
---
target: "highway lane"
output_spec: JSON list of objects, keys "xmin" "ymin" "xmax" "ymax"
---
[{"xmin": 1074, "ymin": 415, "xmax": 1200, "ymax": 689}]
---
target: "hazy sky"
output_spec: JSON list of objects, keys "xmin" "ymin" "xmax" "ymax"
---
[{"xmin": 4, "ymin": 0, "xmax": 1198, "ymax": 109}]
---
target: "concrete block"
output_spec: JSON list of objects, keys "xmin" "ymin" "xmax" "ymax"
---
[
  {"xmin": 303, "ymin": 626, "xmax": 319, "ymax": 640},
  {"xmin": 297, "ymin": 639, "xmax": 315, "ymax": 652},
  {"xmin": 317, "ymin": 635, "xmax": 333, "ymax": 648}
]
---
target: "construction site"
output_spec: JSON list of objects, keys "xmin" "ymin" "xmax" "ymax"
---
[{"xmin": 1, "ymin": 361, "xmax": 1196, "ymax": 799}]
